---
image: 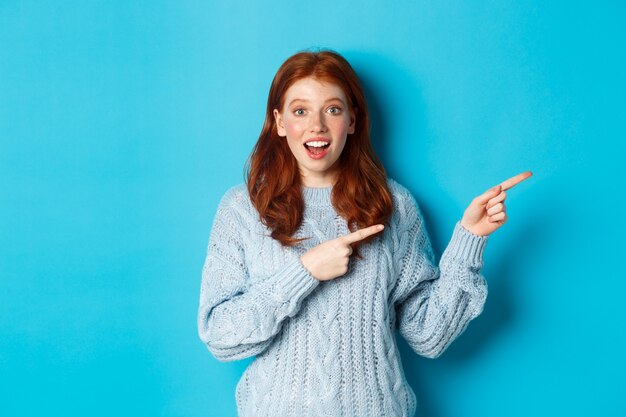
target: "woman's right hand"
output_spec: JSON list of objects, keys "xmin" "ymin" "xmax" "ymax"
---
[{"xmin": 300, "ymin": 224, "xmax": 385, "ymax": 281}]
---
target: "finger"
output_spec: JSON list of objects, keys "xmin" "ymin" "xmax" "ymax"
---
[
  {"xmin": 499, "ymin": 171, "xmax": 532, "ymax": 191},
  {"xmin": 475, "ymin": 184, "xmax": 502, "ymax": 205},
  {"xmin": 489, "ymin": 212, "xmax": 507, "ymax": 223},
  {"xmin": 487, "ymin": 202, "xmax": 504, "ymax": 216},
  {"xmin": 486, "ymin": 191, "xmax": 506, "ymax": 210},
  {"xmin": 341, "ymin": 224, "xmax": 385, "ymax": 244}
]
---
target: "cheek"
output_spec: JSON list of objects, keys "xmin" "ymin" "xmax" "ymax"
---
[
  {"xmin": 285, "ymin": 125, "xmax": 300, "ymax": 138},
  {"xmin": 331, "ymin": 118, "xmax": 351, "ymax": 136},
  {"xmin": 284, "ymin": 118, "xmax": 304, "ymax": 138}
]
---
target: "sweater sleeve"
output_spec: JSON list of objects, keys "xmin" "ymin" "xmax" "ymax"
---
[
  {"xmin": 391, "ymin": 186, "xmax": 488, "ymax": 359},
  {"xmin": 197, "ymin": 188, "xmax": 320, "ymax": 362}
]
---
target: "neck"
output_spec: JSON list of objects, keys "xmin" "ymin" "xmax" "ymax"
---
[{"xmin": 300, "ymin": 168, "xmax": 339, "ymax": 188}]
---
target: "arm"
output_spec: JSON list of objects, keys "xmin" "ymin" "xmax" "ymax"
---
[
  {"xmin": 391, "ymin": 190, "xmax": 488, "ymax": 359},
  {"xmin": 197, "ymin": 188, "xmax": 319, "ymax": 362}
]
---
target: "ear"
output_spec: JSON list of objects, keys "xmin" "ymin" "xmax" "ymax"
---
[
  {"xmin": 273, "ymin": 109, "xmax": 286, "ymax": 137},
  {"xmin": 348, "ymin": 107, "xmax": 357, "ymax": 135}
]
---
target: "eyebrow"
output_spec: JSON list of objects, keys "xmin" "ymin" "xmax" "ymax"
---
[{"xmin": 287, "ymin": 97, "xmax": 345, "ymax": 107}]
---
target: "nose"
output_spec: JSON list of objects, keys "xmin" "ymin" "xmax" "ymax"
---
[{"xmin": 309, "ymin": 110, "xmax": 328, "ymax": 133}]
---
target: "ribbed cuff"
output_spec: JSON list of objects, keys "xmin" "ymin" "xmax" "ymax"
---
[
  {"xmin": 268, "ymin": 257, "xmax": 320, "ymax": 304},
  {"xmin": 443, "ymin": 222, "xmax": 488, "ymax": 266}
]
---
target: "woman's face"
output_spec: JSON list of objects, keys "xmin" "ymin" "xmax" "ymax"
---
[{"xmin": 273, "ymin": 77, "xmax": 356, "ymax": 188}]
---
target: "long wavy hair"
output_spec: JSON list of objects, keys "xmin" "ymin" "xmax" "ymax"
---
[{"xmin": 245, "ymin": 49, "xmax": 393, "ymax": 254}]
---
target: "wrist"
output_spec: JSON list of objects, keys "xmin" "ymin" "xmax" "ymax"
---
[
  {"xmin": 299, "ymin": 254, "xmax": 318, "ymax": 281},
  {"xmin": 459, "ymin": 220, "xmax": 484, "ymax": 237},
  {"xmin": 443, "ymin": 222, "xmax": 489, "ymax": 266},
  {"xmin": 460, "ymin": 219, "xmax": 474, "ymax": 233}
]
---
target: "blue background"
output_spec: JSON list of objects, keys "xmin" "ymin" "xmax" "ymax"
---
[{"xmin": 2, "ymin": 1, "xmax": 625, "ymax": 416}]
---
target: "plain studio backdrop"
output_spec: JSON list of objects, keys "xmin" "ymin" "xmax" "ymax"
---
[{"xmin": 1, "ymin": 1, "xmax": 625, "ymax": 416}]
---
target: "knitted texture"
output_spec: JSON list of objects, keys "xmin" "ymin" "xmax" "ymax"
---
[{"xmin": 198, "ymin": 179, "xmax": 488, "ymax": 417}]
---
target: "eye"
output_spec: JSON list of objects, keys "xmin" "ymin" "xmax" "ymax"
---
[
  {"xmin": 327, "ymin": 106, "xmax": 342, "ymax": 114},
  {"xmin": 293, "ymin": 108, "xmax": 305, "ymax": 116}
]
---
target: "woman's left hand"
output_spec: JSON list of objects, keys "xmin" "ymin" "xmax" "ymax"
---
[{"xmin": 460, "ymin": 171, "xmax": 533, "ymax": 236}]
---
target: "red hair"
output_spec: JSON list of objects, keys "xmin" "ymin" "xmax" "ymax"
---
[{"xmin": 245, "ymin": 49, "xmax": 393, "ymax": 254}]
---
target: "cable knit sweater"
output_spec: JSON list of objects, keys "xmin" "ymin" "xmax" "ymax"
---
[{"xmin": 197, "ymin": 179, "xmax": 488, "ymax": 417}]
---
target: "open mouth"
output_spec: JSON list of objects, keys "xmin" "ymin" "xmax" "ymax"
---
[{"xmin": 304, "ymin": 141, "xmax": 330, "ymax": 156}]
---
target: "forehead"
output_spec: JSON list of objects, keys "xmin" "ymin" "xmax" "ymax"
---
[{"xmin": 283, "ymin": 77, "xmax": 348, "ymax": 104}]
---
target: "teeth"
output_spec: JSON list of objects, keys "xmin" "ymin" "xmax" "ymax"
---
[{"xmin": 306, "ymin": 141, "xmax": 329, "ymax": 147}]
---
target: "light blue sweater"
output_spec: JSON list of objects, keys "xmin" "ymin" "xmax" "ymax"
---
[{"xmin": 198, "ymin": 179, "xmax": 488, "ymax": 417}]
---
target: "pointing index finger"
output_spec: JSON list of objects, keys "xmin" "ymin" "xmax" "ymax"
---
[
  {"xmin": 341, "ymin": 224, "xmax": 385, "ymax": 244},
  {"xmin": 499, "ymin": 171, "xmax": 533, "ymax": 191}
]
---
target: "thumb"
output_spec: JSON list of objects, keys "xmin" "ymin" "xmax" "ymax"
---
[{"xmin": 475, "ymin": 184, "xmax": 502, "ymax": 205}]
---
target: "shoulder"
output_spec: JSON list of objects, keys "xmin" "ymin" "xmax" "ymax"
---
[
  {"xmin": 385, "ymin": 178, "xmax": 427, "ymax": 234},
  {"xmin": 214, "ymin": 183, "xmax": 258, "ymax": 225},
  {"xmin": 386, "ymin": 178, "xmax": 420, "ymax": 215},
  {"xmin": 217, "ymin": 183, "xmax": 250, "ymax": 210},
  {"xmin": 385, "ymin": 178, "xmax": 433, "ymax": 259},
  {"xmin": 386, "ymin": 178, "xmax": 412, "ymax": 200}
]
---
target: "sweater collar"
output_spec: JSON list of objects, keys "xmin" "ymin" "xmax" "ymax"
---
[{"xmin": 302, "ymin": 185, "xmax": 333, "ymax": 207}]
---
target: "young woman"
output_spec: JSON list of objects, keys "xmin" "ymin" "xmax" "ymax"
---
[{"xmin": 198, "ymin": 49, "xmax": 531, "ymax": 417}]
